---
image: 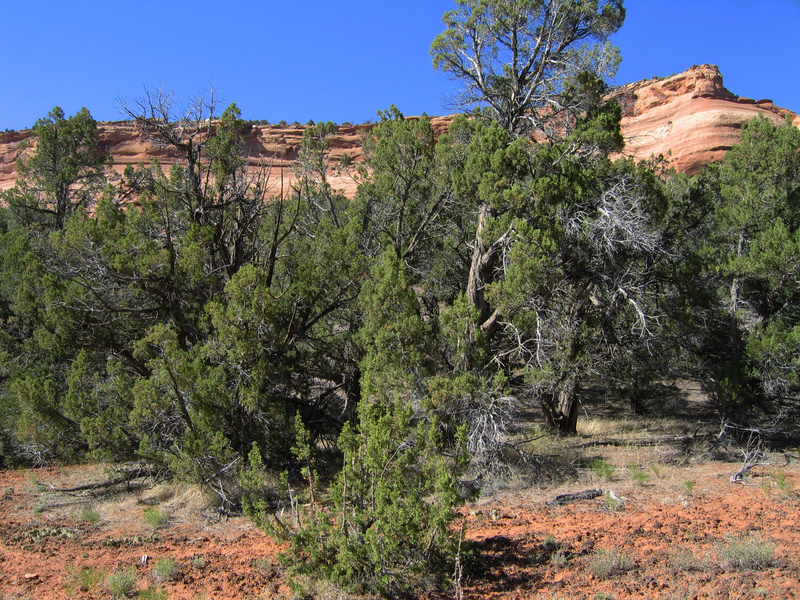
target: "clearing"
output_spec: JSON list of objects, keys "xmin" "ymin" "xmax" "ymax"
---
[{"xmin": 1, "ymin": 381, "xmax": 798, "ymax": 599}]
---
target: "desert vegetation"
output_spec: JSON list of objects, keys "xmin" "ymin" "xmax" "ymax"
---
[{"xmin": 1, "ymin": 0, "xmax": 799, "ymax": 597}]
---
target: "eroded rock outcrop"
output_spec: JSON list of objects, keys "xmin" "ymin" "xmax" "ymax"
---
[
  {"xmin": 0, "ymin": 117, "xmax": 455, "ymax": 199},
  {"xmin": 1, "ymin": 65, "xmax": 796, "ymax": 195},
  {"xmin": 611, "ymin": 64, "xmax": 799, "ymax": 174}
]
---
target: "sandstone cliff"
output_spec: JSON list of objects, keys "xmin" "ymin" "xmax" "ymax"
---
[
  {"xmin": 611, "ymin": 64, "xmax": 799, "ymax": 175},
  {"xmin": 1, "ymin": 65, "xmax": 796, "ymax": 195}
]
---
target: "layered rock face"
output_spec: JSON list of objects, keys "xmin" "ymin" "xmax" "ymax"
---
[
  {"xmin": 1, "ymin": 65, "xmax": 796, "ymax": 194},
  {"xmin": 611, "ymin": 64, "xmax": 799, "ymax": 175}
]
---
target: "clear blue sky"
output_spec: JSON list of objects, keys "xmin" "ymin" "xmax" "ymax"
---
[{"xmin": 1, "ymin": 1, "xmax": 798, "ymax": 131}]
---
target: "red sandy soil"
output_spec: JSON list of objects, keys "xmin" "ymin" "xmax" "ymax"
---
[
  {"xmin": 461, "ymin": 460, "xmax": 800, "ymax": 600},
  {"xmin": 1, "ymin": 425, "xmax": 799, "ymax": 599}
]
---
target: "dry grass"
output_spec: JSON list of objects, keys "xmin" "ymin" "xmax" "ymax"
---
[
  {"xmin": 590, "ymin": 549, "xmax": 635, "ymax": 579},
  {"xmin": 717, "ymin": 533, "xmax": 776, "ymax": 571}
]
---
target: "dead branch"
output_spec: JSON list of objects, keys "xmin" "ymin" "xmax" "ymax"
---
[
  {"xmin": 730, "ymin": 432, "xmax": 770, "ymax": 484},
  {"xmin": 44, "ymin": 465, "xmax": 155, "ymax": 493},
  {"xmin": 548, "ymin": 489, "xmax": 602, "ymax": 506}
]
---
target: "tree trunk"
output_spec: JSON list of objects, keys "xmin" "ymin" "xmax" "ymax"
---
[
  {"xmin": 541, "ymin": 381, "xmax": 580, "ymax": 435},
  {"xmin": 728, "ymin": 230, "xmax": 745, "ymax": 365},
  {"xmin": 465, "ymin": 204, "xmax": 497, "ymax": 330},
  {"xmin": 462, "ymin": 202, "xmax": 505, "ymax": 369}
]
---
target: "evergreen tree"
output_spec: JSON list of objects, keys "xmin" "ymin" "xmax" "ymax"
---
[
  {"xmin": 703, "ymin": 115, "xmax": 800, "ymax": 424},
  {"xmin": 244, "ymin": 252, "xmax": 467, "ymax": 596},
  {"xmin": 5, "ymin": 107, "xmax": 109, "ymax": 231},
  {"xmin": 431, "ymin": 0, "xmax": 624, "ymax": 136}
]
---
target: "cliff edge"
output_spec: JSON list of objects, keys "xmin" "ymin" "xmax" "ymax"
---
[{"xmin": 1, "ymin": 65, "xmax": 796, "ymax": 194}]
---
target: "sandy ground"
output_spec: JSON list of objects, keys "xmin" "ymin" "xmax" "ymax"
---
[{"xmin": 2, "ymin": 392, "xmax": 799, "ymax": 599}]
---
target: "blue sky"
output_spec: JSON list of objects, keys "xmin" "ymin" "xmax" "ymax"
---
[{"xmin": 1, "ymin": 1, "xmax": 798, "ymax": 131}]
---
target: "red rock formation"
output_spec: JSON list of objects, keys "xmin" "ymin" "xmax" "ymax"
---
[
  {"xmin": 611, "ymin": 64, "xmax": 799, "ymax": 175},
  {"xmin": 0, "ymin": 116, "xmax": 455, "ymax": 199},
  {"xmin": 1, "ymin": 65, "xmax": 796, "ymax": 194},
  {"xmin": 0, "ymin": 130, "xmax": 30, "ymax": 189},
  {"xmin": 89, "ymin": 120, "xmax": 371, "ymax": 200}
]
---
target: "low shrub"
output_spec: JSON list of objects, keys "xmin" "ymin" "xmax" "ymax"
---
[
  {"xmin": 142, "ymin": 506, "xmax": 169, "ymax": 529},
  {"xmin": 717, "ymin": 533, "xmax": 775, "ymax": 571},
  {"xmin": 107, "ymin": 567, "xmax": 138, "ymax": 598},
  {"xmin": 590, "ymin": 549, "xmax": 634, "ymax": 579}
]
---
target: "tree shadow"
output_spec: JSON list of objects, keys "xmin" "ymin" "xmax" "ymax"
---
[{"xmin": 466, "ymin": 534, "xmax": 543, "ymax": 593}]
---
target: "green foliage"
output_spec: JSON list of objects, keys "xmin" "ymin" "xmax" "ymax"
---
[
  {"xmin": 589, "ymin": 459, "xmax": 614, "ymax": 481},
  {"xmin": 669, "ymin": 547, "xmax": 710, "ymax": 572},
  {"xmin": 433, "ymin": 97, "xmax": 677, "ymax": 434},
  {"xmin": 0, "ymin": 96, "xmax": 369, "ymax": 474},
  {"xmin": 355, "ymin": 107, "xmax": 463, "ymax": 308},
  {"xmin": 152, "ymin": 557, "xmax": 181, "ymax": 582},
  {"xmin": 590, "ymin": 549, "xmax": 634, "ymax": 579},
  {"xmin": 244, "ymin": 254, "xmax": 468, "ymax": 596},
  {"xmin": 107, "ymin": 566, "xmax": 138, "ymax": 598},
  {"xmin": 78, "ymin": 507, "xmax": 100, "ymax": 523},
  {"xmin": 1, "ymin": 33, "xmax": 796, "ymax": 600},
  {"xmin": 431, "ymin": 0, "xmax": 625, "ymax": 135},
  {"xmin": 701, "ymin": 115, "xmax": 800, "ymax": 422},
  {"xmin": 65, "ymin": 565, "xmax": 107, "ymax": 594},
  {"xmin": 717, "ymin": 533, "xmax": 776, "ymax": 571},
  {"xmin": 139, "ymin": 585, "xmax": 169, "ymax": 600},
  {"xmin": 0, "ymin": 8, "xmax": 676, "ymax": 484},
  {"xmin": 356, "ymin": 252, "xmax": 431, "ymax": 401},
  {"xmin": 142, "ymin": 506, "xmax": 169, "ymax": 529},
  {"xmin": 770, "ymin": 470, "xmax": 795, "ymax": 499},
  {"xmin": 627, "ymin": 462, "xmax": 651, "ymax": 486},
  {"xmin": 4, "ymin": 106, "xmax": 109, "ymax": 231},
  {"xmin": 543, "ymin": 534, "xmax": 561, "ymax": 553}
]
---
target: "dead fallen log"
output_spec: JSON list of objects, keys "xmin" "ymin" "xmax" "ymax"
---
[
  {"xmin": 44, "ymin": 465, "xmax": 155, "ymax": 493},
  {"xmin": 574, "ymin": 437, "xmax": 679, "ymax": 449},
  {"xmin": 548, "ymin": 489, "xmax": 602, "ymax": 506}
]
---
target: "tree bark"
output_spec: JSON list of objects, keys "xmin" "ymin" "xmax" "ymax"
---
[{"xmin": 541, "ymin": 381, "xmax": 580, "ymax": 435}]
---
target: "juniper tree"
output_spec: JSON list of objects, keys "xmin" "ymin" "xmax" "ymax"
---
[{"xmin": 5, "ymin": 107, "xmax": 109, "ymax": 231}]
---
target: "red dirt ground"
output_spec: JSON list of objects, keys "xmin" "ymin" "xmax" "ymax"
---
[{"xmin": 1, "ymin": 458, "xmax": 798, "ymax": 599}]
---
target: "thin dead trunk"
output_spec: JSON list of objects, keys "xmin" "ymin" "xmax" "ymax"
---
[
  {"xmin": 729, "ymin": 230, "xmax": 745, "ymax": 365},
  {"xmin": 462, "ymin": 202, "xmax": 510, "ymax": 368}
]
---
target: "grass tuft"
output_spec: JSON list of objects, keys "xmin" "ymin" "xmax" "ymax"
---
[
  {"xmin": 589, "ymin": 458, "xmax": 615, "ymax": 481},
  {"xmin": 152, "ymin": 556, "xmax": 181, "ymax": 582},
  {"xmin": 668, "ymin": 547, "xmax": 710, "ymax": 572},
  {"xmin": 65, "ymin": 565, "xmax": 106, "ymax": 594},
  {"xmin": 142, "ymin": 506, "xmax": 169, "ymax": 529},
  {"xmin": 79, "ymin": 507, "xmax": 100, "ymax": 523},
  {"xmin": 627, "ymin": 462, "xmax": 651, "ymax": 486},
  {"xmin": 717, "ymin": 533, "xmax": 776, "ymax": 571},
  {"xmin": 590, "ymin": 549, "xmax": 634, "ymax": 579},
  {"xmin": 139, "ymin": 585, "xmax": 168, "ymax": 600},
  {"xmin": 107, "ymin": 566, "xmax": 138, "ymax": 598},
  {"xmin": 771, "ymin": 470, "xmax": 795, "ymax": 499}
]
